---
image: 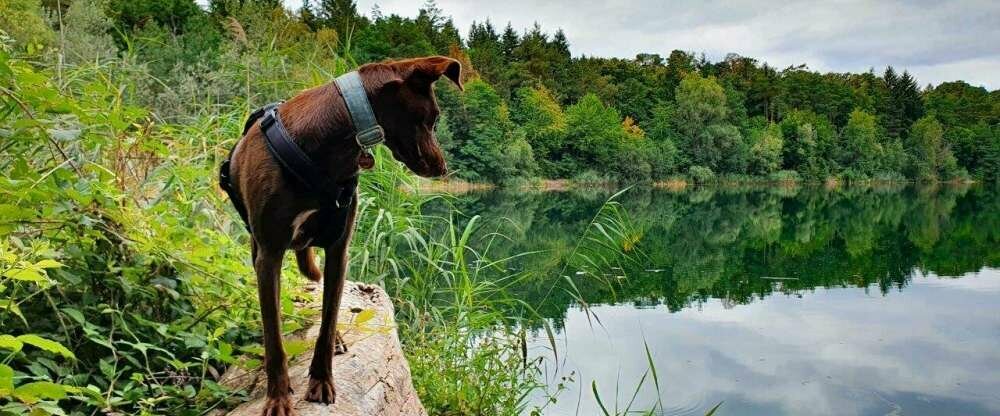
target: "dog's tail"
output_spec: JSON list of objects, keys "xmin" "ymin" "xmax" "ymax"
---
[{"xmin": 295, "ymin": 248, "xmax": 322, "ymax": 282}]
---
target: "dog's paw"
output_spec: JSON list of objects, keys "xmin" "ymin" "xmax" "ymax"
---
[
  {"xmin": 261, "ymin": 395, "xmax": 295, "ymax": 416},
  {"xmin": 303, "ymin": 377, "xmax": 336, "ymax": 404},
  {"xmin": 334, "ymin": 330, "xmax": 348, "ymax": 355}
]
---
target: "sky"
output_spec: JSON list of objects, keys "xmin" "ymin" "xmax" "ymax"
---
[{"xmin": 281, "ymin": 0, "xmax": 1000, "ymax": 89}]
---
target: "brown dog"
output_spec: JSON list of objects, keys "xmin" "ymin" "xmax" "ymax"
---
[{"xmin": 225, "ymin": 56, "xmax": 460, "ymax": 415}]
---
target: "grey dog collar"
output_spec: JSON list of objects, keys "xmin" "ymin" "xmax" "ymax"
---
[{"xmin": 334, "ymin": 71, "xmax": 385, "ymax": 149}]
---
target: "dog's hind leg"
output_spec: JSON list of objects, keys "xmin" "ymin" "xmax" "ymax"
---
[
  {"xmin": 255, "ymin": 245, "xmax": 295, "ymax": 416},
  {"xmin": 304, "ymin": 199, "xmax": 357, "ymax": 404}
]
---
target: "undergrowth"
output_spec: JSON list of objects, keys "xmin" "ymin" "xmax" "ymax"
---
[{"xmin": 0, "ymin": 25, "xmax": 648, "ymax": 416}]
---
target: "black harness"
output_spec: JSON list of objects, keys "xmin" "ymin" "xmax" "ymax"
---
[
  {"xmin": 220, "ymin": 71, "xmax": 384, "ymax": 246},
  {"xmin": 218, "ymin": 102, "xmax": 357, "ymax": 243}
]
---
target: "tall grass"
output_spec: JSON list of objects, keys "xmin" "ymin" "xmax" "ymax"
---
[{"xmin": 588, "ymin": 340, "xmax": 723, "ymax": 416}]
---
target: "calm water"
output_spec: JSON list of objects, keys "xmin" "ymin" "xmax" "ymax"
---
[{"xmin": 432, "ymin": 184, "xmax": 1000, "ymax": 416}]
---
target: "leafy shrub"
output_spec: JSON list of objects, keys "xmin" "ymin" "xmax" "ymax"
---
[
  {"xmin": 0, "ymin": 0, "xmax": 53, "ymax": 53},
  {"xmin": 688, "ymin": 165, "xmax": 715, "ymax": 184},
  {"xmin": 444, "ymin": 79, "xmax": 538, "ymax": 183},
  {"xmin": 748, "ymin": 122, "xmax": 784, "ymax": 175},
  {"xmin": 608, "ymin": 141, "xmax": 653, "ymax": 183},
  {"xmin": 1, "ymin": 51, "xmax": 264, "ymax": 415},
  {"xmin": 572, "ymin": 169, "xmax": 609, "ymax": 184},
  {"xmin": 768, "ymin": 170, "xmax": 801, "ymax": 182},
  {"xmin": 871, "ymin": 171, "xmax": 907, "ymax": 182},
  {"xmin": 60, "ymin": 0, "xmax": 117, "ymax": 64},
  {"xmin": 646, "ymin": 139, "xmax": 678, "ymax": 179}
]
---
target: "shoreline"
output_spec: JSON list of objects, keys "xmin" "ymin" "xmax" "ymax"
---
[{"xmin": 414, "ymin": 177, "xmax": 980, "ymax": 193}]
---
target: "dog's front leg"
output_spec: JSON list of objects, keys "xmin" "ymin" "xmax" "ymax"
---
[
  {"xmin": 255, "ymin": 245, "xmax": 295, "ymax": 416},
  {"xmin": 305, "ymin": 201, "xmax": 357, "ymax": 404}
]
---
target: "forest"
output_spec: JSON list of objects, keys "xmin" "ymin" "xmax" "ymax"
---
[
  {"xmin": 0, "ymin": 0, "xmax": 998, "ymax": 415},
  {"xmin": 6, "ymin": 0, "xmax": 999, "ymax": 185}
]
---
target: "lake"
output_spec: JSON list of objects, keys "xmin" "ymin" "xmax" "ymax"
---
[{"xmin": 430, "ymin": 184, "xmax": 1000, "ymax": 416}]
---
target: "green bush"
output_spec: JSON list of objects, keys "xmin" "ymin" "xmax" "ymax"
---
[
  {"xmin": 0, "ymin": 0, "xmax": 54, "ymax": 53},
  {"xmin": 768, "ymin": 170, "xmax": 801, "ymax": 182},
  {"xmin": 688, "ymin": 165, "xmax": 715, "ymax": 184},
  {"xmin": 572, "ymin": 169, "xmax": 609, "ymax": 184},
  {"xmin": 60, "ymin": 0, "xmax": 117, "ymax": 64},
  {"xmin": 444, "ymin": 79, "xmax": 538, "ymax": 183},
  {"xmin": 1, "ymin": 51, "xmax": 263, "ymax": 415},
  {"xmin": 871, "ymin": 171, "xmax": 907, "ymax": 182}
]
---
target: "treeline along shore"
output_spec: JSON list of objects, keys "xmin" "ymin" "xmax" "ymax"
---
[{"xmin": 7, "ymin": 0, "xmax": 998, "ymax": 185}]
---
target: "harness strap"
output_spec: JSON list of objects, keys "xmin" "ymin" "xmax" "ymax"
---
[
  {"xmin": 259, "ymin": 106, "xmax": 355, "ymax": 208},
  {"xmin": 220, "ymin": 102, "xmax": 355, "ymax": 234}
]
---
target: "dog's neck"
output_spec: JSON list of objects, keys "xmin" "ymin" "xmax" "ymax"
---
[{"xmin": 277, "ymin": 83, "xmax": 365, "ymax": 180}]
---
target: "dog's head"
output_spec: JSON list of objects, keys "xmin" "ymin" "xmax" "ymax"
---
[{"xmin": 360, "ymin": 56, "xmax": 462, "ymax": 177}]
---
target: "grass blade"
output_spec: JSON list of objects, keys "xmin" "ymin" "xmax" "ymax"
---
[
  {"xmin": 705, "ymin": 401, "xmax": 724, "ymax": 416},
  {"xmin": 592, "ymin": 380, "xmax": 612, "ymax": 416}
]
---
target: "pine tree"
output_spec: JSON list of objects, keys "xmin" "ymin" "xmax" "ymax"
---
[
  {"xmin": 299, "ymin": 0, "xmax": 319, "ymax": 31},
  {"xmin": 320, "ymin": 0, "xmax": 363, "ymax": 35},
  {"xmin": 895, "ymin": 70, "xmax": 925, "ymax": 136},
  {"xmin": 552, "ymin": 29, "xmax": 570, "ymax": 59},
  {"xmin": 500, "ymin": 23, "xmax": 518, "ymax": 62},
  {"xmin": 880, "ymin": 66, "xmax": 923, "ymax": 139},
  {"xmin": 467, "ymin": 20, "xmax": 505, "ymax": 86},
  {"xmin": 879, "ymin": 66, "xmax": 904, "ymax": 138}
]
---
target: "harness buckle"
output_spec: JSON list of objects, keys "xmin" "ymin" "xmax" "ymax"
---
[
  {"xmin": 260, "ymin": 110, "xmax": 277, "ymax": 131},
  {"xmin": 355, "ymin": 125, "xmax": 385, "ymax": 149}
]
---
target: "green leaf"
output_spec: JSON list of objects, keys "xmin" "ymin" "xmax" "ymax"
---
[
  {"xmin": 240, "ymin": 358, "xmax": 261, "ymax": 370},
  {"xmin": 32, "ymin": 401, "xmax": 67, "ymax": 415},
  {"xmin": 0, "ymin": 363, "xmax": 14, "ymax": 395},
  {"xmin": 216, "ymin": 342, "xmax": 234, "ymax": 364},
  {"xmin": 17, "ymin": 335, "xmax": 75, "ymax": 360},
  {"xmin": 13, "ymin": 381, "xmax": 66, "ymax": 404},
  {"xmin": 354, "ymin": 309, "xmax": 376, "ymax": 326},
  {"xmin": 0, "ymin": 204, "xmax": 33, "ymax": 222},
  {"xmin": 48, "ymin": 128, "xmax": 81, "ymax": 142},
  {"xmin": 0, "ymin": 300, "xmax": 26, "ymax": 325},
  {"xmin": 282, "ymin": 321, "xmax": 302, "ymax": 334},
  {"xmin": 3, "ymin": 267, "xmax": 45, "ymax": 282},
  {"xmin": 0, "ymin": 335, "xmax": 23, "ymax": 352},
  {"xmin": 32, "ymin": 260, "xmax": 62, "ymax": 269},
  {"xmin": 60, "ymin": 308, "xmax": 85, "ymax": 325},
  {"xmin": 239, "ymin": 344, "xmax": 264, "ymax": 356},
  {"xmin": 705, "ymin": 401, "xmax": 724, "ymax": 416},
  {"xmin": 284, "ymin": 340, "xmax": 310, "ymax": 358},
  {"xmin": 98, "ymin": 359, "xmax": 115, "ymax": 379}
]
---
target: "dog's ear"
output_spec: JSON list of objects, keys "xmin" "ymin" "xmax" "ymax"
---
[{"xmin": 393, "ymin": 56, "xmax": 463, "ymax": 91}]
